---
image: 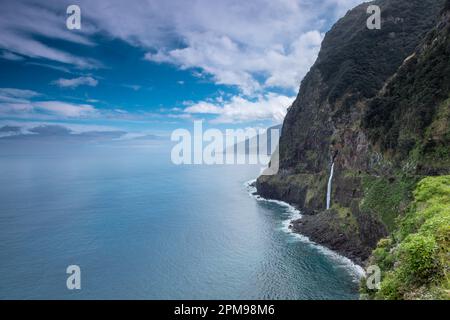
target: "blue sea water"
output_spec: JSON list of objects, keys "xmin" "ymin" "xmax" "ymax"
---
[{"xmin": 0, "ymin": 141, "xmax": 362, "ymax": 299}]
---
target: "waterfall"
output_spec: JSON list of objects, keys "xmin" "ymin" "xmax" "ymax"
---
[{"xmin": 326, "ymin": 162, "xmax": 335, "ymax": 210}]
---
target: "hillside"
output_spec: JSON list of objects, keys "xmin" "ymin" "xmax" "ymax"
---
[{"xmin": 256, "ymin": 0, "xmax": 449, "ymax": 299}]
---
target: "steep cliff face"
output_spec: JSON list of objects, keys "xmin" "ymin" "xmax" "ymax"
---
[
  {"xmin": 360, "ymin": 5, "xmax": 450, "ymax": 300},
  {"xmin": 363, "ymin": 5, "xmax": 450, "ymax": 176},
  {"xmin": 256, "ymin": 0, "xmax": 448, "ymax": 264}
]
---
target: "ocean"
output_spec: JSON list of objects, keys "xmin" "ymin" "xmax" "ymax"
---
[{"xmin": 0, "ymin": 141, "xmax": 362, "ymax": 299}]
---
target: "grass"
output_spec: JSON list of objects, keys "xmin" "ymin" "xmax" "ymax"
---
[
  {"xmin": 360, "ymin": 175, "xmax": 418, "ymax": 231},
  {"xmin": 361, "ymin": 175, "xmax": 450, "ymax": 300}
]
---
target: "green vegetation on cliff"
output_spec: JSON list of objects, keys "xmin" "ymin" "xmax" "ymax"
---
[
  {"xmin": 360, "ymin": 4, "xmax": 450, "ymax": 299},
  {"xmin": 361, "ymin": 176, "xmax": 450, "ymax": 300},
  {"xmin": 317, "ymin": 0, "xmax": 444, "ymax": 103},
  {"xmin": 360, "ymin": 175, "xmax": 418, "ymax": 231},
  {"xmin": 363, "ymin": 10, "xmax": 450, "ymax": 174}
]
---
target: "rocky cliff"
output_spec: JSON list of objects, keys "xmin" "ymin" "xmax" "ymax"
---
[{"xmin": 256, "ymin": 0, "xmax": 449, "ymax": 266}]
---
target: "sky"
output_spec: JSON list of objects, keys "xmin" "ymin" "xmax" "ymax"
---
[{"xmin": 0, "ymin": 0, "xmax": 363, "ymax": 140}]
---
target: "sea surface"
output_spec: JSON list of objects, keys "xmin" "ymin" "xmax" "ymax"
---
[{"xmin": 0, "ymin": 141, "xmax": 362, "ymax": 299}]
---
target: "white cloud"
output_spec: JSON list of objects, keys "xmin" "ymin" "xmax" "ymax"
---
[
  {"xmin": 34, "ymin": 101, "xmax": 97, "ymax": 118},
  {"xmin": 0, "ymin": 87, "xmax": 97, "ymax": 119},
  {"xmin": 0, "ymin": 51, "xmax": 24, "ymax": 61},
  {"xmin": 0, "ymin": 101, "xmax": 97, "ymax": 118},
  {"xmin": 0, "ymin": 0, "xmax": 362, "ymax": 91},
  {"xmin": 146, "ymin": 30, "xmax": 323, "ymax": 94},
  {"xmin": 77, "ymin": 0, "xmax": 360, "ymax": 94},
  {"xmin": 263, "ymin": 31, "xmax": 324, "ymax": 89},
  {"xmin": 0, "ymin": 0, "xmax": 364, "ymax": 124},
  {"xmin": 0, "ymin": 120, "xmax": 123, "ymax": 135},
  {"xmin": 184, "ymin": 93, "xmax": 294, "ymax": 124},
  {"xmin": 0, "ymin": 1, "xmax": 99, "ymax": 69},
  {"xmin": 122, "ymin": 84, "xmax": 142, "ymax": 91},
  {"xmin": 184, "ymin": 102, "xmax": 223, "ymax": 115},
  {"xmin": 53, "ymin": 76, "xmax": 99, "ymax": 88},
  {"xmin": 0, "ymin": 88, "xmax": 40, "ymax": 100},
  {"xmin": 0, "ymin": 32, "xmax": 99, "ymax": 69},
  {"xmin": 0, "ymin": 103, "xmax": 34, "ymax": 114},
  {"xmin": 115, "ymin": 0, "xmax": 360, "ymax": 93}
]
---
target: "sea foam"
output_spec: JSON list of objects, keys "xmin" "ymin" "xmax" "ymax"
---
[{"xmin": 244, "ymin": 179, "xmax": 365, "ymax": 282}]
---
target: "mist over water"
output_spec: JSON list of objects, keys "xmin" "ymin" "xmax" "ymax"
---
[{"xmin": 0, "ymin": 141, "xmax": 359, "ymax": 299}]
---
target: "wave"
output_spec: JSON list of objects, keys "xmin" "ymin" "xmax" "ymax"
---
[{"xmin": 244, "ymin": 179, "xmax": 365, "ymax": 282}]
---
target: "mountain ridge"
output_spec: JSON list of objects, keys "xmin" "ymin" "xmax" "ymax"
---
[{"xmin": 256, "ymin": 0, "xmax": 449, "ymax": 286}]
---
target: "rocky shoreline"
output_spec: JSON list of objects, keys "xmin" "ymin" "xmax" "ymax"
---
[
  {"xmin": 255, "ymin": 178, "xmax": 388, "ymax": 267},
  {"xmin": 253, "ymin": 179, "xmax": 386, "ymax": 266},
  {"xmin": 289, "ymin": 211, "xmax": 385, "ymax": 267}
]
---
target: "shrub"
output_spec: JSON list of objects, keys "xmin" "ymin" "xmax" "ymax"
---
[
  {"xmin": 398, "ymin": 234, "xmax": 441, "ymax": 284},
  {"xmin": 362, "ymin": 175, "xmax": 450, "ymax": 300}
]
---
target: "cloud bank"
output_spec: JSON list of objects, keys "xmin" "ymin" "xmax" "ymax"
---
[
  {"xmin": 184, "ymin": 94, "xmax": 294, "ymax": 124},
  {"xmin": 0, "ymin": 0, "xmax": 363, "ymax": 124}
]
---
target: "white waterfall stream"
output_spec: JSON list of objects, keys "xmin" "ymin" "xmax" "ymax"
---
[{"xmin": 326, "ymin": 162, "xmax": 335, "ymax": 210}]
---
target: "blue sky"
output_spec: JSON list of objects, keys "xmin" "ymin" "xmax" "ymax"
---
[{"xmin": 0, "ymin": 0, "xmax": 362, "ymax": 139}]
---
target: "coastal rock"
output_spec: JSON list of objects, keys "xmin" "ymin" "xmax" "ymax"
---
[{"xmin": 291, "ymin": 208, "xmax": 388, "ymax": 266}]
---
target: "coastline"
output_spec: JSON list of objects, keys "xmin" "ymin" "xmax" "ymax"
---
[{"xmin": 244, "ymin": 179, "xmax": 365, "ymax": 282}]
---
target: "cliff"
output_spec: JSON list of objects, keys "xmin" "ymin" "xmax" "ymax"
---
[
  {"xmin": 360, "ymin": 3, "xmax": 450, "ymax": 300},
  {"xmin": 256, "ymin": 0, "xmax": 449, "ymax": 266}
]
